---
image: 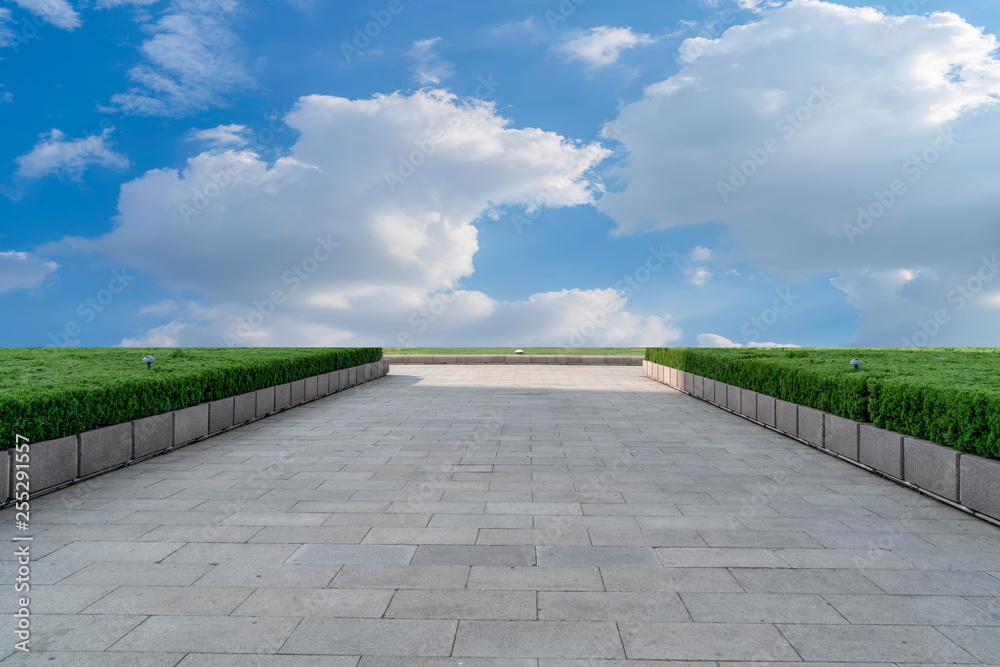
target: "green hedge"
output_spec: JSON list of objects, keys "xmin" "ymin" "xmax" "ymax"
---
[
  {"xmin": 0, "ymin": 347, "xmax": 381, "ymax": 448},
  {"xmin": 645, "ymin": 347, "xmax": 1000, "ymax": 460}
]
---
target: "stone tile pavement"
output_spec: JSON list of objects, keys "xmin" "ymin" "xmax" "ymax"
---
[{"xmin": 2, "ymin": 364, "xmax": 1000, "ymax": 664}]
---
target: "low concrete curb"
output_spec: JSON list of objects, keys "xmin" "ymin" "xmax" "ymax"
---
[
  {"xmin": 7, "ymin": 359, "xmax": 388, "ymax": 503},
  {"xmin": 644, "ymin": 360, "xmax": 1000, "ymax": 524},
  {"xmin": 386, "ymin": 355, "xmax": 643, "ymax": 365}
]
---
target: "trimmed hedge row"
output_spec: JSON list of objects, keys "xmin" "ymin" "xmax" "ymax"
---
[
  {"xmin": 1, "ymin": 347, "xmax": 381, "ymax": 448},
  {"xmin": 646, "ymin": 347, "xmax": 1000, "ymax": 460}
]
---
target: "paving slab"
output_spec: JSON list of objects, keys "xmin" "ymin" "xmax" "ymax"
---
[
  {"xmin": 453, "ymin": 620, "xmax": 625, "ymax": 659},
  {"xmin": 2, "ymin": 364, "xmax": 998, "ymax": 663},
  {"xmin": 280, "ymin": 618, "xmax": 457, "ymax": 656}
]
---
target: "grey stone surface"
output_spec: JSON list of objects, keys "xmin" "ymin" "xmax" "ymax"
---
[
  {"xmin": 256, "ymin": 386, "xmax": 275, "ymax": 417},
  {"xmin": 304, "ymin": 375, "xmax": 318, "ymax": 401},
  {"xmin": 318, "ymin": 372, "xmax": 330, "ymax": 395},
  {"xmin": 109, "ymin": 616, "xmax": 301, "ymax": 654},
  {"xmin": 620, "ymin": 622, "xmax": 798, "ymax": 661},
  {"xmin": 281, "ymin": 618, "xmax": 457, "ymax": 656},
  {"xmin": 290, "ymin": 379, "xmax": 305, "ymax": 405},
  {"xmin": 288, "ymin": 544, "xmax": 416, "ymax": 565},
  {"xmin": 740, "ymin": 388, "xmax": 756, "ymax": 420},
  {"xmin": 233, "ymin": 391, "xmax": 256, "ymax": 424},
  {"xmin": 904, "ymin": 435, "xmax": 961, "ymax": 501},
  {"xmin": 133, "ymin": 412, "xmax": 173, "ymax": 458},
  {"xmin": 823, "ymin": 413, "xmax": 860, "ymax": 460},
  {"xmin": 386, "ymin": 589, "xmax": 535, "ymax": 620},
  {"xmin": 409, "ymin": 545, "xmax": 535, "ymax": 566},
  {"xmin": 174, "ymin": 403, "xmax": 209, "ymax": 446},
  {"xmin": 775, "ymin": 399, "xmax": 797, "ymax": 436},
  {"xmin": 4, "ymin": 364, "xmax": 999, "ymax": 663},
  {"xmin": 798, "ymin": 405, "xmax": 824, "ymax": 446},
  {"xmin": 859, "ymin": 424, "xmax": 903, "ymax": 478},
  {"xmin": 960, "ymin": 453, "xmax": 1000, "ymax": 519},
  {"xmin": 454, "ymin": 620, "xmax": 625, "ymax": 659},
  {"xmin": 349, "ymin": 366, "xmax": 358, "ymax": 387},
  {"xmin": 24, "ymin": 435, "xmax": 78, "ymax": 492},
  {"xmin": 756, "ymin": 393, "xmax": 776, "ymax": 427},
  {"xmin": 777, "ymin": 624, "xmax": 975, "ymax": 663},
  {"xmin": 337, "ymin": 368, "xmax": 348, "ymax": 391},
  {"xmin": 727, "ymin": 384, "xmax": 741, "ymax": 413},
  {"xmin": 274, "ymin": 383, "xmax": 291, "ymax": 410},
  {"xmin": 208, "ymin": 396, "xmax": 234, "ymax": 434},
  {"xmin": 535, "ymin": 546, "xmax": 661, "ymax": 567},
  {"xmin": 78, "ymin": 422, "xmax": 132, "ymax": 476}
]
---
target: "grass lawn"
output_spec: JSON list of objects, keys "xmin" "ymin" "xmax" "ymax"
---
[{"xmin": 383, "ymin": 347, "xmax": 644, "ymax": 356}]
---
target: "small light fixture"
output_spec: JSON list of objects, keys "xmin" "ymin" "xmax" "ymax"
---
[
  {"xmin": 850, "ymin": 358, "xmax": 863, "ymax": 371},
  {"xmin": 142, "ymin": 355, "xmax": 156, "ymax": 370},
  {"xmin": 514, "ymin": 349, "xmax": 524, "ymax": 355}
]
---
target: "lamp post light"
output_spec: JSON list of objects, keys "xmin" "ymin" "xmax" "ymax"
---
[
  {"xmin": 143, "ymin": 355, "xmax": 156, "ymax": 370},
  {"xmin": 514, "ymin": 349, "xmax": 524, "ymax": 355},
  {"xmin": 850, "ymin": 358, "xmax": 863, "ymax": 371}
]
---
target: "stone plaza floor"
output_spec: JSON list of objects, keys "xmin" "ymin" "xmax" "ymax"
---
[{"xmin": 2, "ymin": 364, "xmax": 1000, "ymax": 665}]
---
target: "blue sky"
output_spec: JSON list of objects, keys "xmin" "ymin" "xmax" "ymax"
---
[{"xmin": 2, "ymin": 0, "xmax": 999, "ymax": 348}]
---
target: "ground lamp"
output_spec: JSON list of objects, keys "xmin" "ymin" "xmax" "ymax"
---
[
  {"xmin": 850, "ymin": 358, "xmax": 863, "ymax": 371},
  {"xmin": 143, "ymin": 355, "xmax": 156, "ymax": 370}
]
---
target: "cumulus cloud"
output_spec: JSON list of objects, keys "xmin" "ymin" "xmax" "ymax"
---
[
  {"xmin": 9, "ymin": 0, "xmax": 80, "ymax": 30},
  {"xmin": 407, "ymin": 38, "xmax": 455, "ymax": 85},
  {"xmin": 16, "ymin": 128, "xmax": 130, "ymax": 181},
  {"xmin": 44, "ymin": 90, "xmax": 674, "ymax": 346},
  {"xmin": 188, "ymin": 124, "xmax": 249, "ymax": 147},
  {"xmin": 554, "ymin": 26, "xmax": 655, "ymax": 68},
  {"xmin": 0, "ymin": 251, "xmax": 58, "ymax": 293},
  {"xmin": 599, "ymin": 0, "xmax": 1000, "ymax": 344},
  {"xmin": 697, "ymin": 333, "xmax": 798, "ymax": 348},
  {"xmin": 106, "ymin": 0, "xmax": 254, "ymax": 116}
]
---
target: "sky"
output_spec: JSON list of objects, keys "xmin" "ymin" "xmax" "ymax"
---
[{"xmin": 1, "ymin": 0, "xmax": 999, "ymax": 349}]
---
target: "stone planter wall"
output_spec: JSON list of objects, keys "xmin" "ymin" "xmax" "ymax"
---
[
  {"xmin": 385, "ymin": 354, "xmax": 643, "ymax": 365},
  {"xmin": 4, "ymin": 359, "xmax": 389, "ymax": 503},
  {"xmin": 643, "ymin": 360, "xmax": 1000, "ymax": 523}
]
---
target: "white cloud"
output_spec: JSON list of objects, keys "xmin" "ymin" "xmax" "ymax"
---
[
  {"xmin": 16, "ymin": 128, "xmax": 130, "ymax": 181},
  {"xmin": 119, "ymin": 319, "xmax": 190, "ymax": 347},
  {"xmin": 697, "ymin": 333, "xmax": 798, "ymax": 347},
  {"xmin": 9, "ymin": 0, "xmax": 80, "ymax": 30},
  {"xmin": 407, "ymin": 38, "xmax": 455, "ymax": 86},
  {"xmin": 137, "ymin": 299, "xmax": 180, "ymax": 316},
  {"xmin": 690, "ymin": 246, "xmax": 712, "ymax": 262},
  {"xmin": 96, "ymin": 0, "xmax": 161, "ymax": 8},
  {"xmin": 120, "ymin": 288, "xmax": 682, "ymax": 347},
  {"xmin": 0, "ymin": 9, "xmax": 14, "ymax": 48},
  {"xmin": 188, "ymin": 124, "xmax": 249, "ymax": 147},
  {"xmin": 106, "ymin": 0, "xmax": 253, "ymax": 116},
  {"xmin": 554, "ymin": 26, "xmax": 655, "ymax": 68},
  {"xmin": 697, "ymin": 333, "xmax": 742, "ymax": 347},
  {"xmin": 0, "ymin": 84, "xmax": 12, "ymax": 104},
  {"xmin": 0, "ymin": 251, "xmax": 58, "ymax": 293},
  {"xmin": 599, "ymin": 0, "xmax": 1000, "ymax": 344},
  {"xmin": 686, "ymin": 267, "xmax": 713, "ymax": 287},
  {"xmin": 43, "ymin": 90, "xmax": 671, "ymax": 347}
]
